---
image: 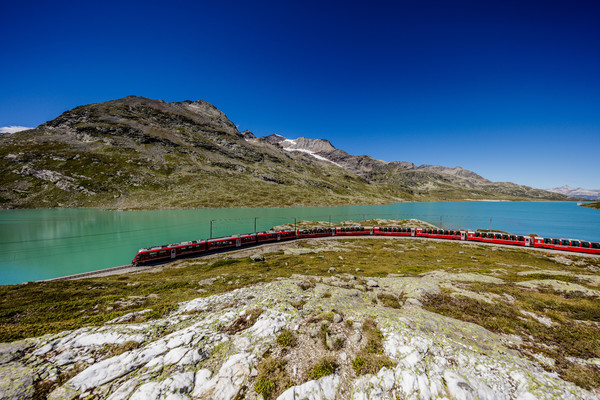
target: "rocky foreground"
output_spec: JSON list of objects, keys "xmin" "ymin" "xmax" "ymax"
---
[{"xmin": 2, "ymin": 268, "xmax": 598, "ymax": 399}]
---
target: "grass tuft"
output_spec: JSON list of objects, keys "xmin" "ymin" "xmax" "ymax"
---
[
  {"xmin": 254, "ymin": 356, "xmax": 292, "ymax": 399},
  {"xmin": 276, "ymin": 330, "xmax": 295, "ymax": 348},
  {"xmin": 308, "ymin": 357, "xmax": 338, "ymax": 380}
]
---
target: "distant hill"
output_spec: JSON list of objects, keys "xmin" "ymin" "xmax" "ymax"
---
[
  {"xmin": 0, "ymin": 96, "xmax": 573, "ymax": 209},
  {"xmin": 547, "ymin": 185, "xmax": 600, "ymax": 200}
]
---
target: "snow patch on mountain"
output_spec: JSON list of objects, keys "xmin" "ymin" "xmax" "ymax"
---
[
  {"xmin": 547, "ymin": 185, "xmax": 600, "ymax": 200},
  {"xmin": 280, "ymin": 138, "xmax": 343, "ymax": 167},
  {"xmin": 0, "ymin": 126, "xmax": 33, "ymax": 133}
]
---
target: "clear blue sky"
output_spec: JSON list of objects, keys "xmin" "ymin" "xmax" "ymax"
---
[{"xmin": 1, "ymin": 0, "xmax": 598, "ymax": 189}]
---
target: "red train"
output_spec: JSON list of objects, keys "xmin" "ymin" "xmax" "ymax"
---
[{"xmin": 132, "ymin": 225, "xmax": 600, "ymax": 265}]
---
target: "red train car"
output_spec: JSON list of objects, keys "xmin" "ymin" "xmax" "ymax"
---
[
  {"xmin": 374, "ymin": 226, "xmax": 413, "ymax": 236},
  {"xmin": 534, "ymin": 237, "xmax": 600, "ymax": 254},
  {"xmin": 257, "ymin": 230, "xmax": 297, "ymax": 242},
  {"xmin": 470, "ymin": 231, "xmax": 531, "ymax": 246},
  {"xmin": 418, "ymin": 228, "xmax": 464, "ymax": 240},
  {"xmin": 297, "ymin": 227, "xmax": 335, "ymax": 238},
  {"xmin": 336, "ymin": 226, "xmax": 373, "ymax": 236},
  {"xmin": 208, "ymin": 233, "xmax": 258, "ymax": 251},
  {"xmin": 133, "ymin": 240, "xmax": 206, "ymax": 266}
]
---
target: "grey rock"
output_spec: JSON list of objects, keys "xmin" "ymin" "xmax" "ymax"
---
[
  {"xmin": 405, "ymin": 298, "xmax": 423, "ymax": 307},
  {"xmin": 309, "ymin": 326, "xmax": 320, "ymax": 338},
  {"xmin": 349, "ymin": 332, "xmax": 362, "ymax": 344},
  {"xmin": 325, "ymin": 333, "xmax": 334, "ymax": 350},
  {"xmin": 366, "ymin": 279, "xmax": 379, "ymax": 288},
  {"xmin": 250, "ymin": 254, "xmax": 265, "ymax": 262},
  {"xmin": 328, "ymin": 267, "xmax": 336, "ymax": 273},
  {"xmin": 333, "ymin": 314, "xmax": 343, "ymax": 323},
  {"xmin": 0, "ymin": 363, "xmax": 34, "ymax": 400},
  {"xmin": 198, "ymin": 278, "xmax": 217, "ymax": 286},
  {"xmin": 0, "ymin": 342, "xmax": 28, "ymax": 365}
]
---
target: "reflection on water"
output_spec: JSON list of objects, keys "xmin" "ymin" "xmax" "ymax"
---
[{"xmin": 1, "ymin": 202, "xmax": 598, "ymax": 284}]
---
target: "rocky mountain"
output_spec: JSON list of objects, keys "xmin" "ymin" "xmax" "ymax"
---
[
  {"xmin": 0, "ymin": 96, "xmax": 573, "ymax": 209},
  {"xmin": 548, "ymin": 185, "xmax": 600, "ymax": 200}
]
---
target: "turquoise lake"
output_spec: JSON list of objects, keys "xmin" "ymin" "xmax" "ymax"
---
[{"xmin": 1, "ymin": 201, "xmax": 599, "ymax": 285}]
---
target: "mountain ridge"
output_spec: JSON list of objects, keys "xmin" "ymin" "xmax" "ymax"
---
[
  {"xmin": 0, "ymin": 96, "xmax": 573, "ymax": 209},
  {"xmin": 547, "ymin": 185, "xmax": 600, "ymax": 200}
]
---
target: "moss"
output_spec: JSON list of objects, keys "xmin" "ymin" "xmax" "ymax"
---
[
  {"xmin": 104, "ymin": 340, "xmax": 140, "ymax": 358},
  {"xmin": 291, "ymin": 300, "xmax": 306, "ymax": 310},
  {"xmin": 297, "ymin": 280, "xmax": 316, "ymax": 291},
  {"xmin": 351, "ymin": 317, "xmax": 395, "ymax": 375},
  {"xmin": 377, "ymin": 292, "xmax": 404, "ymax": 309},
  {"xmin": 308, "ymin": 357, "xmax": 337, "ymax": 380},
  {"xmin": 363, "ymin": 317, "xmax": 385, "ymax": 354},
  {"xmin": 352, "ymin": 354, "xmax": 394, "ymax": 375}
]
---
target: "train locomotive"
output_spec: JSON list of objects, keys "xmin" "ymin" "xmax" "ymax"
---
[{"xmin": 132, "ymin": 224, "xmax": 600, "ymax": 266}]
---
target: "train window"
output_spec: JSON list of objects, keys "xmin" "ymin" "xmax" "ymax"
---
[
  {"xmin": 516, "ymin": 236, "xmax": 524, "ymax": 241},
  {"xmin": 591, "ymin": 242, "xmax": 600, "ymax": 249},
  {"xmin": 449, "ymin": 230, "xmax": 454, "ymax": 235},
  {"xmin": 159, "ymin": 250, "xmax": 167, "ymax": 255},
  {"xmin": 502, "ymin": 235, "xmax": 509, "ymax": 240},
  {"xmin": 561, "ymin": 240, "xmax": 570, "ymax": 246},
  {"xmin": 510, "ymin": 235, "xmax": 516, "ymax": 241},
  {"xmin": 581, "ymin": 242, "xmax": 590, "ymax": 248},
  {"xmin": 474, "ymin": 232, "xmax": 480, "ymax": 238},
  {"xmin": 571, "ymin": 241, "xmax": 580, "ymax": 247},
  {"xmin": 552, "ymin": 239, "xmax": 560, "ymax": 245},
  {"xmin": 544, "ymin": 238, "xmax": 551, "ymax": 244}
]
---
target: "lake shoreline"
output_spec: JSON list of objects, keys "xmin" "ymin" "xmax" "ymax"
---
[{"xmin": 3, "ymin": 201, "xmax": 598, "ymax": 285}]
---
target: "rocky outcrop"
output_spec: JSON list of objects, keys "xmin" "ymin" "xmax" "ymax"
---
[
  {"xmin": 13, "ymin": 165, "xmax": 96, "ymax": 195},
  {"xmin": 0, "ymin": 275, "xmax": 596, "ymax": 400}
]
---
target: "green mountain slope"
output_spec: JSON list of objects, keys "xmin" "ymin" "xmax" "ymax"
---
[{"xmin": 0, "ymin": 96, "xmax": 572, "ymax": 209}]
